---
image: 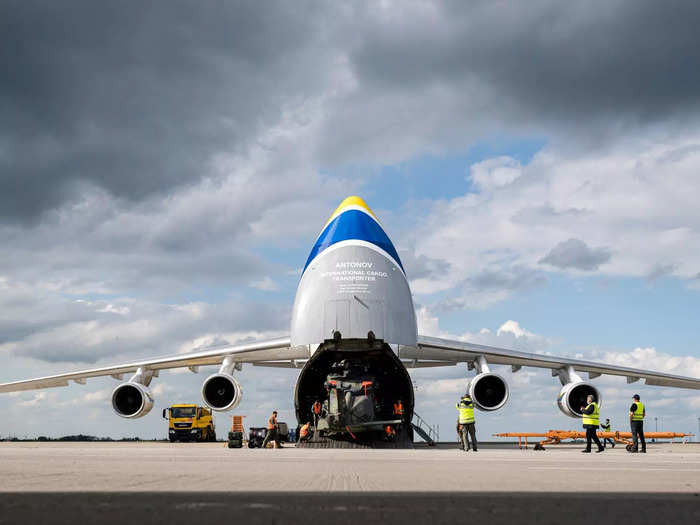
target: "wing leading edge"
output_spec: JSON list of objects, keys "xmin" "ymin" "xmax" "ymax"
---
[
  {"xmin": 0, "ymin": 336, "xmax": 308, "ymax": 393},
  {"xmin": 399, "ymin": 335, "xmax": 700, "ymax": 390}
]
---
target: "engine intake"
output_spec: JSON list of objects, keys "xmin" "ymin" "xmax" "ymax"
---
[
  {"xmin": 111, "ymin": 382, "xmax": 153, "ymax": 418},
  {"xmin": 201, "ymin": 373, "xmax": 242, "ymax": 411},
  {"xmin": 469, "ymin": 372, "xmax": 509, "ymax": 411},
  {"xmin": 557, "ymin": 381, "xmax": 601, "ymax": 418}
]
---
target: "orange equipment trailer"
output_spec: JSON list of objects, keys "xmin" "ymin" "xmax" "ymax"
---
[{"xmin": 494, "ymin": 430, "xmax": 693, "ymax": 451}]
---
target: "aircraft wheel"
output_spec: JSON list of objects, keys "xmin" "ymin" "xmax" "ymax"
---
[{"xmin": 626, "ymin": 444, "xmax": 634, "ymax": 452}]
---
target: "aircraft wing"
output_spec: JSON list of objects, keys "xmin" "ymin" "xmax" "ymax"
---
[
  {"xmin": 400, "ymin": 335, "xmax": 700, "ymax": 389},
  {"xmin": 0, "ymin": 337, "xmax": 307, "ymax": 393}
]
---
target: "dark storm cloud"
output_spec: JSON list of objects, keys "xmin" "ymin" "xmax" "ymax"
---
[
  {"xmin": 5, "ymin": 0, "xmax": 700, "ymax": 223},
  {"xmin": 350, "ymin": 0, "xmax": 700, "ymax": 124},
  {"xmin": 539, "ymin": 238, "xmax": 612, "ymax": 271},
  {"xmin": 0, "ymin": 0, "xmax": 329, "ymax": 222}
]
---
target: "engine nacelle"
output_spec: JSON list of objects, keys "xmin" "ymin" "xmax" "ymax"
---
[
  {"xmin": 469, "ymin": 372, "xmax": 509, "ymax": 411},
  {"xmin": 557, "ymin": 381, "xmax": 601, "ymax": 418},
  {"xmin": 201, "ymin": 373, "xmax": 242, "ymax": 411},
  {"xmin": 111, "ymin": 382, "xmax": 154, "ymax": 419}
]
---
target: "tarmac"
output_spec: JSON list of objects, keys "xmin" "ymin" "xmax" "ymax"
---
[{"xmin": 1, "ymin": 441, "xmax": 699, "ymax": 524}]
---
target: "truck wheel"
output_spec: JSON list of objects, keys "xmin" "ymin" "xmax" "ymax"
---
[
  {"xmin": 169, "ymin": 437, "xmax": 176, "ymax": 443},
  {"xmin": 209, "ymin": 430, "xmax": 217, "ymax": 442}
]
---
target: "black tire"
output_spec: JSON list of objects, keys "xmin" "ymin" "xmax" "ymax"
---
[
  {"xmin": 169, "ymin": 437, "xmax": 176, "ymax": 443},
  {"xmin": 248, "ymin": 440, "xmax": 255, "ymax": 448},
  {"xmin": 228, "ymin": 439, "xmax": 242, "ymax": 448},
  {"xmin": 228, "ymin": 431, "xmax": 243, "ymax": 441}
]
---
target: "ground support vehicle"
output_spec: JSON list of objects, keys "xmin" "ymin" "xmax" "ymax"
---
[
  {"xmin": 163, "ymin": 404, "xmax": 216, "ymax": 442},
  {"xmin": 494, "ymin": 430, "xmax": 693, "ymax": 450},
  {"xmin": 228, "ymin": 415, "xmax": 245, "ymax": 448}
]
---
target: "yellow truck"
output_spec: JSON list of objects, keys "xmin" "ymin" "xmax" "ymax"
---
[{"xmin": 163, "ymin": 404, "xmax": 216, "ymax": 442}]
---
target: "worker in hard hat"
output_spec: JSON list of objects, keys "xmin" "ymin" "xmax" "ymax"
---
[{"xmin": 456, "ymin": 393, "xmax": 477, "ymax": 452}]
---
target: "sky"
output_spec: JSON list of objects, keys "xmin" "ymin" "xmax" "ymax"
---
[{"xmin": 1, "ymin": 0, "xmax": 700, "ymax": 441}]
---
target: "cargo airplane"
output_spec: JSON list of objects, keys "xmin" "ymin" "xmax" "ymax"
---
[{"xmin": 2, "ymin": 196, "xmax": 699, "ymax": 446}]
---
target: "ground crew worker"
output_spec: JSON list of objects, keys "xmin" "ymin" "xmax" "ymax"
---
[
  {"xmin": 299, "ymin": 422, "xmax": 312, "ymax": 442},
  {"xmin": 261, "ymin": 410, "xmax": 282, "ymax": 448},
  {"xmin": 393, "ymin": 399, "xmax": 404, "ymax": 418},
  {"xmin": 600, "ymin": 418, "xmax": 615, "ymax": 448},
  {"xmin": 456, "ymin": 417, "xmax": 463, "ymax": 450},
  {"xmin": 580, "ymin": 394, "xmax": 604, "ymax": 453},
  {"xmin": 629, "ymin": 394, "xmax": 646, "ymax": 453},
  {"xmin": 312, "ymin": 400, "xmax": 322, "ymax": 429},
  {"xmin": 456, "ymin": 393, "xmax": 477, "ymax": 452}
]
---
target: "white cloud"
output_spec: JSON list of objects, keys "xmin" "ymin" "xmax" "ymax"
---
[
  {"xmin": 249, "ymin": 276, "xmax": 278, "ymax": 292},
  {"xmin": 497, "ymin": 320, "xmax": 535, "ymax": 339},
  {"xmin": 96, "ymin": 304, "xmax": 131, "ymax": 316},
  {"xmin": 411, "ymin": 136, "xmax": 700, "ymax": 308},
  {"xmin": 17, "ymin": 392, "xmax": 48, "ymax": 407},
  {"xmin": 470, "ymin": 156, "xmax": 523, "ymax": 191}
]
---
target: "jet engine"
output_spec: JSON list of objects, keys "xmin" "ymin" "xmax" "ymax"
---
[
  {"xmin": 468, "ymin": 372, "xmax": 509, "ymax": 411},
  {"xmin": 111, "ymin": 382, "xmax": 154, "ymax": 419},
  {"xmin": 557, "ymin": 381, "xmax": 601, "ymax": 418},
  {"xmin": 201, "ymin": 373, "xmax": 242, "ymax": 411}
]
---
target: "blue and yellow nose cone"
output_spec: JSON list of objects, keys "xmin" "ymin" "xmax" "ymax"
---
[{"xmin": 303, "ymin": 196, "xmax": 404, "ymax": 274}]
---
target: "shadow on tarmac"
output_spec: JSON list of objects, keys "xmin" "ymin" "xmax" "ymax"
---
[{"xmin": 1, "ymin": 492, "xmax": 699, "ymax": 524}]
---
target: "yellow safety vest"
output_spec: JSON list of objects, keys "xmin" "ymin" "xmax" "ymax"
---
[
  {"xmin": 631, "ymin": 401, "xmax": 645, "ymax": 421},
  {"xmin": 582, "ymin": 402, "xmax": 599, "ymax": 426},
  {"xmin": 456, "ymin": 397, "xmax": 475, "ymax": 424},
  {"xmin": 600, "ymin": 423, "xmax": 611, "ymax": 432}
]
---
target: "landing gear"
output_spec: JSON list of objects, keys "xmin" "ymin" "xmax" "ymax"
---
[{"xmin": 534, "ymin": 443, "xmax": 545, "ymax": 451}]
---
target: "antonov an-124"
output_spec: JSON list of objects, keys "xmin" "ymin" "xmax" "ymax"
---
[{"xmin": 2, "ymin": 196, "xmax": 699, "ymax": 447}]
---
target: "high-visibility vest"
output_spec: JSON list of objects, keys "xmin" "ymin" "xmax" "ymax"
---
[
  {"xmin": 631, "ymin": 402, "xmax": 645, "ymax": 421},
  {"xmin": 582, "ymin": 402, "xmax": 599, "ymax": 426},
  {"xmin": 600, "ymin": 423, "xmax": 611, "ymax": 432},
  {"xmin": 456, "ymin": 397, "xmax": 475, "ymax": 424},
  {"xmin": 393, "ymin": 402, "xmax": 404, "ymax": 415},
  {"xmin": 300, "ymin": 423, "xmax": 310, "ymax": 438},
  {"xmin": 312, "ymin": 401, "xmax": 321, "ymax": 415}
]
